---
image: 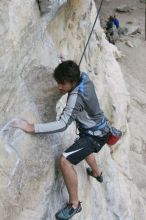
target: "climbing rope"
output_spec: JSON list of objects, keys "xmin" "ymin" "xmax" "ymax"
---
[{"xmin": 79, "ymin": 0, "xmax": 104, "ymax": 66}]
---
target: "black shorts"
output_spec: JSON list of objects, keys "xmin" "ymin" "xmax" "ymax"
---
[{"xmin": 63, "ymin": 133, "xmax": 109, "ymax": 165}]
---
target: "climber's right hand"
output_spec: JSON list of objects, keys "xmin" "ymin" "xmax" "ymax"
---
[{"xmin": 10, "ymin": 119, "xmax": 35, "ymax": 133}]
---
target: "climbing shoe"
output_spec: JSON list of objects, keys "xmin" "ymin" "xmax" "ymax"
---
[
  {"xmin": 55, "ymin": 201, "xmax": 82, "ymax": 220},
  {"xmin": 86, "ymin": 167, "xmax": 103, "ymax": 183}
]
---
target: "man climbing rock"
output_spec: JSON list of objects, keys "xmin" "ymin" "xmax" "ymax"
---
[{"xmin": 11, "ymin": 60, "xmax": 121, "ymax": 220}]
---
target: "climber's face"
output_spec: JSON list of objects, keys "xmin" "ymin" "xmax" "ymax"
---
[{"xmin": 57, "ymin": 81, "xmax": 74, "ymax": 94}]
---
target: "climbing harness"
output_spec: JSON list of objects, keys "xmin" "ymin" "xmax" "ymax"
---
[{"xmin": 79, "ymin": 0, "xmax": 104, "ymax": 66}]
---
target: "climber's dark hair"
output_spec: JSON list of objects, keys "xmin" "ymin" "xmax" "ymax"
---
[
  {"xmin": 53, "ymin": 60, "xmax": 80, "ymax": 84},
  {"xmin": 109, "ymin": 16, "xmax": 114, "ymax": 21}
]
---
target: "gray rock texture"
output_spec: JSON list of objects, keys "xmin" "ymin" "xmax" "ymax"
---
[{"xmin": 36, "ymin": 0, "xmax": 66, "ymax": 14}]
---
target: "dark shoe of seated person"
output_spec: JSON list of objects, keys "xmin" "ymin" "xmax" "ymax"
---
[
  {"xmin": 86, "ymin": 167, "xmax": 103, "ymax": 183},
  {"xmin": 55, "ymin": 201, "xmax": 82, "ymax": 220}
]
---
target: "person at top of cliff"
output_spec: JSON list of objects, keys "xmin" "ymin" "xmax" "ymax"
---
[
  {"xmin": 11, "ymin": 60, "xmax": 121, "ymax": 220},
  {"xmin": 105, "ymin": 16, "xmax": 115, "ymax": 44},
  {"xmin": 106, "ymin": 16, "xmax": 114, "ymax": 31},
  {"xmin": 105, "ymin": 15, "xmax": 120, "ymax": 45},
  {"xmin": 113, "ymin": 14, "xmax": 120, "ymax": 29}
]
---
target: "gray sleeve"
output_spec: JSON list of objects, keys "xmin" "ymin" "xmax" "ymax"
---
[{"xmin": 34, "ymin": 93, "xmax": 84, "ymax": 133}]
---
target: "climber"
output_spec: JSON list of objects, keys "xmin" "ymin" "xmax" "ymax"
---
[{"xmin": 10, "ymin": 60, "xmax": 121, "ymax": 220}]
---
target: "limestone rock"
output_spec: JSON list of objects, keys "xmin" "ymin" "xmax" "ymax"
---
[
  {"xmin": 126, "ymin": 26, "xmax": 142, "ymax": 35},
  {"xmin": 125, "ymin": 40, "xmax": 134, "ymax": 48},
  {"xmin": 126, "ymin": 21, "xmax": 133, "ymax": 24},
  {"xmin": 118, "ymin": 26, "xmax": 128, "ymax": 36},
  {"xmin": 115, "ymin": 5, "xmax": 134, "ymax": 13},
  {"xmin": 118, "ymin": 25, "xmax": 141, "ymax": 36}
]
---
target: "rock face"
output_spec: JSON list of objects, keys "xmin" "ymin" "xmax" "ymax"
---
[
  {"xmin": 115, "ymin": 5, "xmax": 133, "ymax": 13},
  {"xmin": 36, "ymin": 0, "xmax": 66, "ymax": 14},
  {"xmin": 0, "ymin": 0, "xmax": 146, "ymax": 220}
]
